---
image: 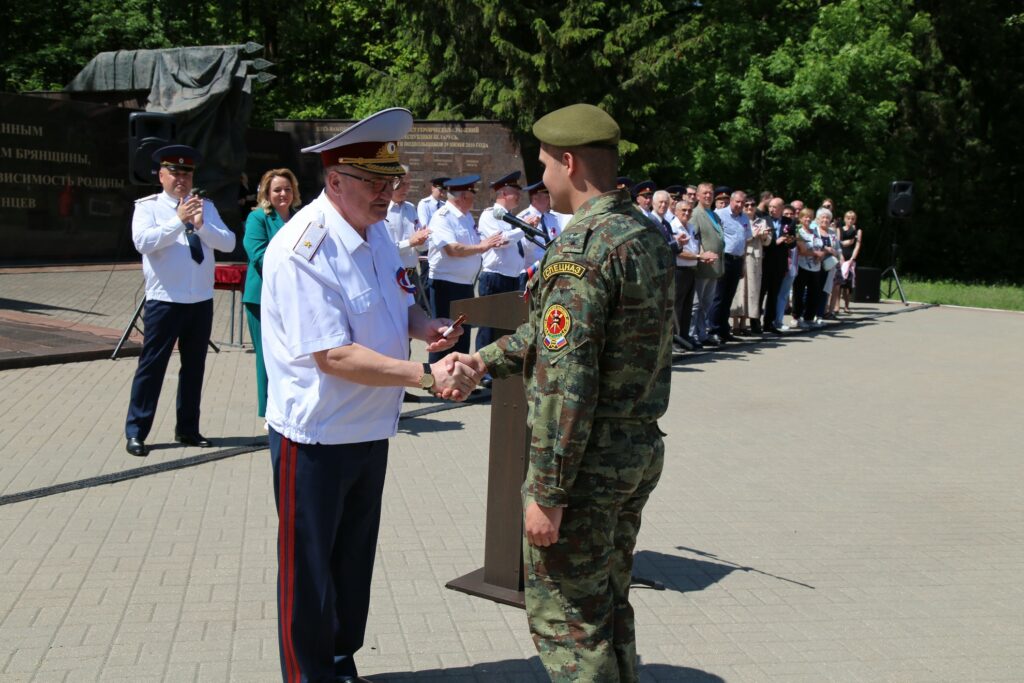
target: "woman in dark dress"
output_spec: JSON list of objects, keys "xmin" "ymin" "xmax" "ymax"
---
[{"xmin": 838, "ymin": 210, "xmax": 862, "ymax": 313}]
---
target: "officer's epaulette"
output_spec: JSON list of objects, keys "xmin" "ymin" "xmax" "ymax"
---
[
  {"xmin": 437, "ymin": 206, "xmax": 449, "ymax": 216},
  {"xmin": 293, "ymin": 213, "xmax": 328, "ymax": 261},
  {"xmin": 482, "ymin": 207, "xmax": 493, "ymax": 213},
  {"xmin": 134, "ymin": 193, "xmax": 159, "ymax": 204}
]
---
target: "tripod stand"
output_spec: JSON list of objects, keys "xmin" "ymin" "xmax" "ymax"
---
[
  {"xmin": 111, "ymin": 297, "xmax": 220, "ymax": 359},
  {"xmin": 880, "ymin": 218, "xmax": 908, "ymax": 305}
]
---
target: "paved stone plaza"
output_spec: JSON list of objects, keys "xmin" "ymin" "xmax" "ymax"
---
[{"xmin": 1, "ymin": 267, "xmax": 1022, "ymax": 681}]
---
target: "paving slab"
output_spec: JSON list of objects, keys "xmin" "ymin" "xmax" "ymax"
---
[{"xmin": 1, "ymin": 265, "xmax": 1023, "ymax": 681}]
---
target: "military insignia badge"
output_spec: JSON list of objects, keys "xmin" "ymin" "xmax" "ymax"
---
[
  {"xmin": 396, "ymin": 267, "xmax": 416, "ymax": 294},
  {"xmin": 542, "ymin": 261, "xmax": 586, "ymax": 280},
  {"xmin": 293, "ymin": 215, "xmax": 328, "ymax": 261},
  {"xmin": 542, "ymin": 304, "xmax": 571, "ymax": 351}
]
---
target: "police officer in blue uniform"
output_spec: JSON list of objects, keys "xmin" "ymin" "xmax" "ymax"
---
[
  {"xmin": 124, "ymin": 145, "xmax": 236, "ymax": 457},
  {"xmin": 261, "ymin": 108, "xmax": 480, "ymax": 683},
  {"xmin": 425, "ymin": 174, "xmax": 503, "ymax": 362},
  {"xmin": 475, "ymin": 170, "xmax": 526, "ymax": 350}
]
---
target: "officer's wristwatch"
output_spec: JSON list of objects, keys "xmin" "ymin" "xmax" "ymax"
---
[{"xmin": 419, "ymin": 363, "xmax": 435, "ymax": 392}]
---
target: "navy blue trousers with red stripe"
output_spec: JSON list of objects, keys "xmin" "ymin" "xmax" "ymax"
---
[{"xmin": 270, "ymin": 428, "xmax": 388, "ymax": 683}]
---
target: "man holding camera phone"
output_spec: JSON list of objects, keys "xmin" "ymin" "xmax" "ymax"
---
[{"xmin": 124, "ymin": 144, "xmax": 236, "ymax": 457}]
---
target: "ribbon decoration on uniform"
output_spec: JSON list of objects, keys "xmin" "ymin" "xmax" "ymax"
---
[{"xmin": 396, "ymin": 267, "xmax": 416, "ymax": 294}]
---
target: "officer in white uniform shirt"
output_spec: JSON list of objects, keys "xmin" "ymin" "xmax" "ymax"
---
[
  {"xmin": 516, "ymin": 179, "xmax": 560, "ymax": 289},
  {"xmin": 124, "ymin": 144, "xmax": 236, "ymax": 457},
  {"xmin": 260, "ymin": 108, "xmax": 480, "ymax": 683},
  {"xmin": 385, "ymin": 166, "xmax": 430, "ymax": 311},
  {"xmin": 475, "ymin": 170, "xmax": 525, "ymax": 350},
  {"xmin": 415, "ymin": 176, "xmax": 448, "ymax": 228},
  {"xmin": 425, "ymin": 174, "xmax": 503, "ymax": 362}
]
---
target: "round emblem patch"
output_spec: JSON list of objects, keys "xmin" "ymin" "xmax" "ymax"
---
[
  {"xmin": 386, "ymin": 142, "xmax": 397, "ymax": 154},
  {"xmin": 542, "ymin": 304, "xmax": 571, "ymax": 351}
]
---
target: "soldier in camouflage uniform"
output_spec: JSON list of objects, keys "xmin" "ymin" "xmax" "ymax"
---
[{"xmin": 469, "ymin": 104, "xmax": 675, "ymax": 681}]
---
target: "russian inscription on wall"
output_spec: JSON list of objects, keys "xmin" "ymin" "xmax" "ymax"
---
[
  {"xmin": 274, "ymin": 119, "xmax": 526, "ymax": 215},
  {"xmin": 0, "ymin": 93, "xmax": 147, "ymax": 262}
]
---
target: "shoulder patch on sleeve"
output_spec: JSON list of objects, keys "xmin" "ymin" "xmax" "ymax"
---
[
  {"xmin": 293, "ymin": 215, "xmax": 328, "ymax": 260},
  {"xmin": 542, "ymin": 261, "xmax": 587, "ymax": 280},
  {"xmin": 542, "ymin": 304, "xmax": 572, "ymax": 351}
]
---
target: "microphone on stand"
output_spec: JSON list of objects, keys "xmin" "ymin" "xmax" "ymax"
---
[{"xmin": 493, "ymin": 206, "xmax": 550, "ymax": 245}]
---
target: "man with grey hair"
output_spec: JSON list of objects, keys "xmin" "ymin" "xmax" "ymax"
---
[{"xmin": 711, "ymin": 189, "xmax": 752, "ymax": 341}]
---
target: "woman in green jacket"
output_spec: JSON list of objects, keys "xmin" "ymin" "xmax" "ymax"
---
[{"xmin": 243, "ymin": 168, "xmax": 301, "ymax": 418}]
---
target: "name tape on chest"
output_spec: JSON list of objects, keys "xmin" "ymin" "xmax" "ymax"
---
[
  {"xmin": 542, "ymin": 261, "xmax": 586, "ymax": 280},
  {"xmin": 293, "ymin": 219, "xmax": 328, "ymax": 260}
]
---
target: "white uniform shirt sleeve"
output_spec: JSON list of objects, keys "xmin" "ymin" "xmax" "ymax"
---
[
  {"xmin": 195, "ymin": 200, "xmax": 237, "ymax": 252},
  {"xmin": 132, "ymin": 198, "xmax": 185, "ymax": 254},
  {"xmin": 265, "ymin": 248, "xmax": 352, "ymax": 359},
  {"xmin": 428, "ymin": 209, "xmax": 457, "ymax": 248}
]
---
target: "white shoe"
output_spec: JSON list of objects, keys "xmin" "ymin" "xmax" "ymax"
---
[
  {"xmin": 263, "ymin": 420, "xmax": 269, "ymax": 432},
  {"xmin": 778, "ymin": 324, "xmax": 792, "ymax": 331},
  {"xmin": 812, "ymin": 319, "xmax": 825, "ymax": 328}
]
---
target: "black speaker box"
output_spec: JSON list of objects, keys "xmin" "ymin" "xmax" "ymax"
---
[
  {"xmin": 888, "ymin": 180, "xmax": 913, "ymax": 218},
  {"xmin": 128, "ymin": 112, "xmax": 176, "ymax": 185},
  {"xmin": 854, "ymin": 267, "xmax": 881, "ymax": 303}
]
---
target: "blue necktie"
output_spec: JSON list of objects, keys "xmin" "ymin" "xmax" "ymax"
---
[{"xmin": 187, "ymin": 231, "xmax": 204, "ymax": 264}]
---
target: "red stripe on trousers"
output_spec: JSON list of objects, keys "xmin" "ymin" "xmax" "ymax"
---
[{"xmin": 279, "ymin": 435, "xmax": 301, "ymax": 682}]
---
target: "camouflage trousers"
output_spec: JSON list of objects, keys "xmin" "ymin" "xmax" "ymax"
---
[{"xmin": 524, "ymin": 424, "xmax": 664, "ymax": 682}]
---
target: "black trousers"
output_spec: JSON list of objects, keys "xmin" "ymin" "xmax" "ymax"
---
[
  {"xmin": 711, "ymin": 254, "xmax": 745, "ymax": 336},
  {"xmin": 760, "ymin": 255, "xmax": 787, "ymax": 328},
  {"xmin": 673, "ymin": 266, "xmax": 697, "ymax": 339},
  {"xmin": 427, "ymin": 278, "xmax": 474, "ymax": 362},
  {"xmin": 271, "ymin": 429, "xmax": 388, "ymax": 683},
  {"xmin": 792, "ymin": 267, "xmax": 824, "ymax": 322},
  {"xmin": 125, "ymin": 298, "xmax": 212, "ymax": 440},
  {"xmin": 475, "ymin": 271, "xmax": 519, "ymax": 351}
]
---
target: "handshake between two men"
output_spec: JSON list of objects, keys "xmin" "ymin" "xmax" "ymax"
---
[{"xmin": 417, "ymin": 316, "xmax": 490, "ymax": 402}]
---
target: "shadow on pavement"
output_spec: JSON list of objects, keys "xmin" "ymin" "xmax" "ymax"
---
[
  {"xmin": 369, "ymin": 657, "xmax": 724, "ymax": 682},
  {"xmin": 632, "ymin": 546, "xmax": 814, "ymax": 594},
  {"xmin": 0, "ymin": 296, "xmax": 98, "ymax": 316}
]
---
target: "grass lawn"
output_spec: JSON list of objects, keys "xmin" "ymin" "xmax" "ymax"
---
[{"xmin": 897, "ymin": 278, "xmax": 1024, "ymax": 311}]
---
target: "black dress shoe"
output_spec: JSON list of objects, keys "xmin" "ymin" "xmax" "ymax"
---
[
  {"xmin": 721, "ymin": 332, "xmax": 741, "ymax": 342},
  {"xmin": 175, "ymin": 433, "xmax": 212, "ymax": 447},
  {"xmin": 125, "ymin": 437, "xmax": 148, "ymax": 457},
  {"xmin": 765, "ymin": 324, "xmax": 783, "ymax": 336},
  {"xmin": 704, "ymin": 334, "xmax": 721, "ymax": 346},
  {"xmin": 337, "ymin": 676, "xmax": 372, "ymax": 683},
  {"xmin": 689, "ymin": 337, "xmax": 704, "ymax": 350},
  {"xmin": 402, "ymin": 392, "xmax": 421, "ymax": 403},
  {"xmin": 673, "ymin": 334, "xmax": 694, "ymax": 351},
  {"xmin": 480, "ymin": 375, "xmax": 493, "ymax": 389}
]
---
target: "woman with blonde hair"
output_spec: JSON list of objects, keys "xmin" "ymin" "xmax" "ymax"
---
[{"xmin": 242, "ymin": 168, "xmax": 302, "ymax": 419}]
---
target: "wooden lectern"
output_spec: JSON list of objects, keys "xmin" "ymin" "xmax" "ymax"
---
[{"xmin": 445, "ymin": 290, "xmax": 530, "ymax": 608}]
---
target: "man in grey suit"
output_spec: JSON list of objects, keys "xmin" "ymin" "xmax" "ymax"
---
[{"xmin": 689, "ymin": 182, "xmax": 725, "ymax": 346}]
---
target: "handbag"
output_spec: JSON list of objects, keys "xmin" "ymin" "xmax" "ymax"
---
[{"xmin": 822, "ymin": 255, "xmax": 838, "ymax": 271}]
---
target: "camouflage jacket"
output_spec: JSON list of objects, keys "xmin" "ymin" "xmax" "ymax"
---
[{"xmin": 478, "ymin": 189, "xmax": 674, "ymax": 507}]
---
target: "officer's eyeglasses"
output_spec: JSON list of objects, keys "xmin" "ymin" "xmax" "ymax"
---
[{"xmin": 336, "ymin": 171, "xmax": 403, "ymax": 193}]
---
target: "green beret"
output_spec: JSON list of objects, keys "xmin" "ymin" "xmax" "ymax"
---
[{"xmin": 532, "ymin": 103, "xmax": 620, "ymax": 148}]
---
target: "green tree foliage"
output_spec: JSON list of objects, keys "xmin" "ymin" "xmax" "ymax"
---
[{"xmin": 1, "ymin": 0, "xmax": 1020, "ymax": 279}]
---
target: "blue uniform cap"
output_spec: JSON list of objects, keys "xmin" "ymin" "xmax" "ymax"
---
[
  {"xmin": 664, "ymin": 184, "xmax": 684, "ymax": 196},
  {"xmin": 444, "ymin": 174, "xmax": 480, "ymax": 191},
  {"xmin": 715, "ymin": 185, "xmax": 732, "ymax": 198},
  {"xmin": 431, "ymin": 176, "xmax": 451, "ymax": 187},
  {"xmin": 631, "ymin": 180, "xmax": 656, "ymax": 197},
  {"xmin": 525, "ymin": 180, "xmax": 547, "ymax": 193},
  {"xmin": 152, "ymin": 144, "xmax": 202, "ymax": 171},
  {"xmin": 616, "ymin": 176, "xmax": 634, "ymax": 188},
  {"xmin": 489, "ymin": 170, "xmax": 522, "ymax": 191}
]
